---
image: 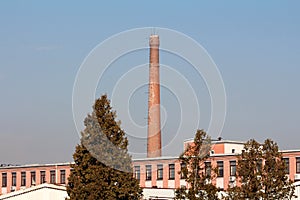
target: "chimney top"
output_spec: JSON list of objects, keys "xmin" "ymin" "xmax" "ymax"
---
[{"xmin": 149, "ymin": 35, "xmax": 159, "ymax": 47}]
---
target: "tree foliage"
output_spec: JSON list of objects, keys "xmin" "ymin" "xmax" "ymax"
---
[
  {"xmin": 66, "ymin": 95, "xmax": 142, "ymax": 200},
  {"xmin": 227, "ymin": 139, "xmax": 295, "ymax": 200},
  {"xmin": 175, "ymin": 130, "xmax": 219, "ymax": 200}
]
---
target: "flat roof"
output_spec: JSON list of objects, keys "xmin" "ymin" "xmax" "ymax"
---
[
  {"xmin": 0, "ymin": 162, "xmax": 72, "ymax": 169},
  {"xmin": 184, "ymin": 138, "xmax": 245, "ymax": 145}
]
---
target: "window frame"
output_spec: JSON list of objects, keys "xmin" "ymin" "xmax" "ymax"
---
[
  {"xmin": 146, "ymin": 165, "xmax": 152, "ymax": 181},
  {"xmin": 60, "ymin": 170, "xmax": 66, "ymax": 184},
  {"xmin": 40, "ymin": 171, "xmax": 46, "ymax": 184},
  {"xmin": 21, "ymin": 171, "xmax": 26, "ymax": 186},
  {"xmin": 31, "ymin": 171, "xmax": 36, "ymax": 186},
  {"xmin": 2, "ymin": 173, "xmax": 7, "ymax": 187},
  {"xmin": 180, "ymin": 162, "xmax": 187, "ymax": 179},
  {"xmin": 230, "ymin": 160, "xmax": 236, "ymax": 176},
  {"xmin": 282, "ymin": 157, "xmax": 290, "ymax": 174},
  {"xmin": 296, "ymin": 157, "xmax": 300, "ymax": 174},
  {"xmin": 134, "ymin": 166, "xmax": 140, "ymax": 180},
  {"xmin": 157, "ymin": 164, "xmax": 163, "ymax": 180},
  {"xmin": 217, "ymin": 161, "xmax": 224, "ymax": 177},
  {"xmin": 205, "ymin": 161, "xmax": 212, "ymax": 177},
  {"xmin": 169, "ymin": 164, "xmax": 175, "ymax": 180},
  {"xmin": 50, "ymin": 170, "xmax": 56, "ymax": 184},
  {"xmin": 12, "ymin": 172, "xmax": 17, "ymax": 186}
]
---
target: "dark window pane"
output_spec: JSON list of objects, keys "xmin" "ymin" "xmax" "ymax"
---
[
  {"xmin": 283, "ymin": 158, "xmax": 289, "ymax": 174},
  {"xmin": 50, "ymin": 170, "xmax": 56, "ymax": 184},
  {"xmin": 205, "ymin": 162, "xmax": 211, "ymax": 177},
  {"xmin": 134, "ymin": 166, "xmax": 140, "ymax": 180},
  {"xmin": 2, "ymin": 173, "xmax": 7, "ymax": 187},
  {"xmin": 60, "ymin": 170, "xmax": 66, "ymax": 184},
  {"xmin": 296, "ymin": 158, "xmax": 300, "ymax": 174},
  {"xmin": 230, "ymin": 161, "xmax": 236, "ymax": 176},
  {"xmin": 12, "ymin": 172, "xmax": 17, "ymax": 186},
  {"xmin": 146, "ymin": 165, "xmax": 152, "ymax": 181},
  {"xmin": 40, "ymin": 171, "xmax": 46, "ymax": 184},
  {"xmin": 157, "ymin": 164, "xmax": 163, "ymax": 180},
  {"xmin": 180, "ymin": 163, "xmax": 186, "ymax": 179},
  {"xmin": 31, "ymin": 171, "xmax": 36, "ymax": 186},
  {"xmin": 21, "ymin": 172, "xmax": 26, "ymax": 186},
  {"xmin": 217, "ymin": 161, "xmax": 224, "ymax": 177},
  {"xmin": 169, "ymin": 164, "xmax": 175, "ymax": 180}
]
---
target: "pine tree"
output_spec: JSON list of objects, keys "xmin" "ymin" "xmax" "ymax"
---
[
  {"xmin": 227, "ymin": 138, "xmax": 295, "ymax": 200},
  {"xmin": 261, "ymin": 139, "xmax": 295, "ymax": 199},
  {"xmin": 175, "ymin": 130, "xmax": 219, "ymax": 200},
  {"xmin": 66, "ymin": 95, "xmax": 142, "ymax": 200}
]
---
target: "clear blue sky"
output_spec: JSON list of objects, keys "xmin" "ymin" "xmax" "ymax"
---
[{"xmin": 0, "ymin": 1, "xmax": 299, "ymax": 164}]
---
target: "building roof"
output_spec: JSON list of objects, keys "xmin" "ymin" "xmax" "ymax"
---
[
  {"xmin": 183, "ymin": 138, "xmax": 246, "ymax": 145},
  {"xmin": 0, "ymin": 183, "xmax": 67, "ymax": 200},
  {"xmin": 0, "ymin": 162, "xmax": 72, "ymax": 170},
  {"xmin": 133, "ymin": 156, "xmax": 178, "ymax": 162}
]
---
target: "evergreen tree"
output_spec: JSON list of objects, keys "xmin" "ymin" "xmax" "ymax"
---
[
  {"xmin": 66, "ymin": 95, "xmax": 142, "ymax": 200},
  {"xmin": 175, "ymin": 130, "xmax": 219, "ymax": 200},
  {"xmin": 227, "ymin": 138, "xmax": 295, "ymax": 200}
]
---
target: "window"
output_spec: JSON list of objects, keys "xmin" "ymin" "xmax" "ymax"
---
[
  {"xmin": 2, "ymin": 173, "xmax": 7, "ymax": 187},
  {"xmin": 50, "ymin": 170, "xmax": 56, "ymax": 184},
  {"xmin": 21, "ymin": 172, "xmax": 26, "ymax": 186},
  {"xmin": 60, "ymin": 170, "xmax": 66, "ymax": 184},
  {"xmin": 230, "ymin": 161, "xmax": 236, "ymax": 176},
  {"xmin": 257, "ymin": 159, "xmax": 263, "ymax": 173},
  {"xmin": 40, "ymin": 171, "xmax": 46, "ymax": 183},
  {"xmin": 31, "ymin": 171, "xmax": 36, "ymax": 185},
  {"xmin": 134, "ymin": 166, "xmax": 140, "ymax": 180},
  {"xmin": 232, "ymin": 149, "xmax": 235, "ymax": 153},
  {"xmin": 157, "ymin": 164, "xmax": 163, "ymax": 180},
  {"xmin": 180, "ymin": 163, "xmax": 186, "ymax": 179},
  {"xmin": 217, "ymin": 161, "xmax": 224, "ymax": 177},
  {"xmin": 12, "ymin": 172, "xmax": 17, "ymax": 186},
  {"xmin": 205, "ymin": 162, "xmax": 211, "ymax": 177},
  {"xmin": 146, "ymin": 165, "xmax": 152, "ymax": 181},
  {"xmin": 296, "ymin": 157, "xmax": 300, "ymax": 174},
  {"xmin": 282, "ymin": 158, "xmax": 289, "ymax": 174},
  {"xmin": 169, "ymin": 164, "xmax": 175, "ymax": 180}
]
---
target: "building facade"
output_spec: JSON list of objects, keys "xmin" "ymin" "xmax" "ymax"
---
[
  {"xmin": 0, "ymin": 163, "xmax": 71, "ymax": 195},
  {"xmin": 132, "ymin": 139, "xmax": 300, "ymax": 192},
  {"xmin": 1, "ymin": 140, "xmax": 300, "ymax": 197}
]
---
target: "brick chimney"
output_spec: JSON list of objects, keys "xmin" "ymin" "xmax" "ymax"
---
[{"xmin": 147, "ymin": 35, "xmax": 162, "ymax": 158}]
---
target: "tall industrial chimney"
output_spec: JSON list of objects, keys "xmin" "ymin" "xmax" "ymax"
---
[{"xmin": 147, "ymin": 35, "xmax": 162, "ymax": 158}]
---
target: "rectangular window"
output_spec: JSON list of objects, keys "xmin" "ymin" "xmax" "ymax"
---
[
  {"xmin": 257, "ymin": 159, "xmax": 263, "ymax": 173},
  {"xmin": 157, "ymin": 164, "xmax": 163, "ymax": 180},
  {"xmin": 40, "ymin": 171, "xmax": 46, "ymax": 184},
  {"xmin": 31, "ymin": 171, "xmax": 36, "ymax": 185},
  {"xmin": 21, "ymin": 172, "xmax": 26, "ymax": 186},
  {"xmin": 230, "ymin": 161, "xmax": 236, "ymax": 176},
  {"xmin": 146, "ymin": 165, "xmax": 152, "ymax": 181},
  {"xmin": 296, "ymin": 157, "xmax": 300, "ymax": 174},
  {"xmin": 12, "ymin": 172, "xmax": 17, "ymax": 186},
  {"xmin": 60, "ymin": 170, "xmax": 66, "ymax": 184},
  {"xmin": 50, "ymin": 170, "xmax": 56, "ymax": 184},
  {"xmin": 217, "ymin": 161, "xmax": 224, "ymax": 177},
  {"xmin": 134, "ymin": 166, "xmax": 140, "ymax": 180},
  {"xmin": 205, "ymin": 162, "xmax": 211, "ymax": 177},
  {"xmin": 169, "ymin": 164, "xmax": 175, "ymax": 180},
  {"xmin": 180, "ymin": 163, "xmax": 186, "ymax": 179},
  {"xmin": 2, "ymin": 173, "xmax": 7, "ymax": 187},
  {"xmin": 282, "ymin": 158, "xmax": 289, "ymax": 174}
]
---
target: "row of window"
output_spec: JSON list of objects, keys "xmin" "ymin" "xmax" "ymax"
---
[
  {"xmin": 282, "ymin": 157, "xmax": 300, "ymax": 174},
  {"xmin": 134, "ymin": 157, "xmax": 300, "ymax": 181},
  {"xmin": 1, "ymin": 170, "xmax": 66, "ymax": 188},
  {"xmin": 208, "ymin": 157, "xmax": 299, "ymax": 178},
  {"xmin": 134, "ymin": 164, "xmax": 176, "ymax": 181}
]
